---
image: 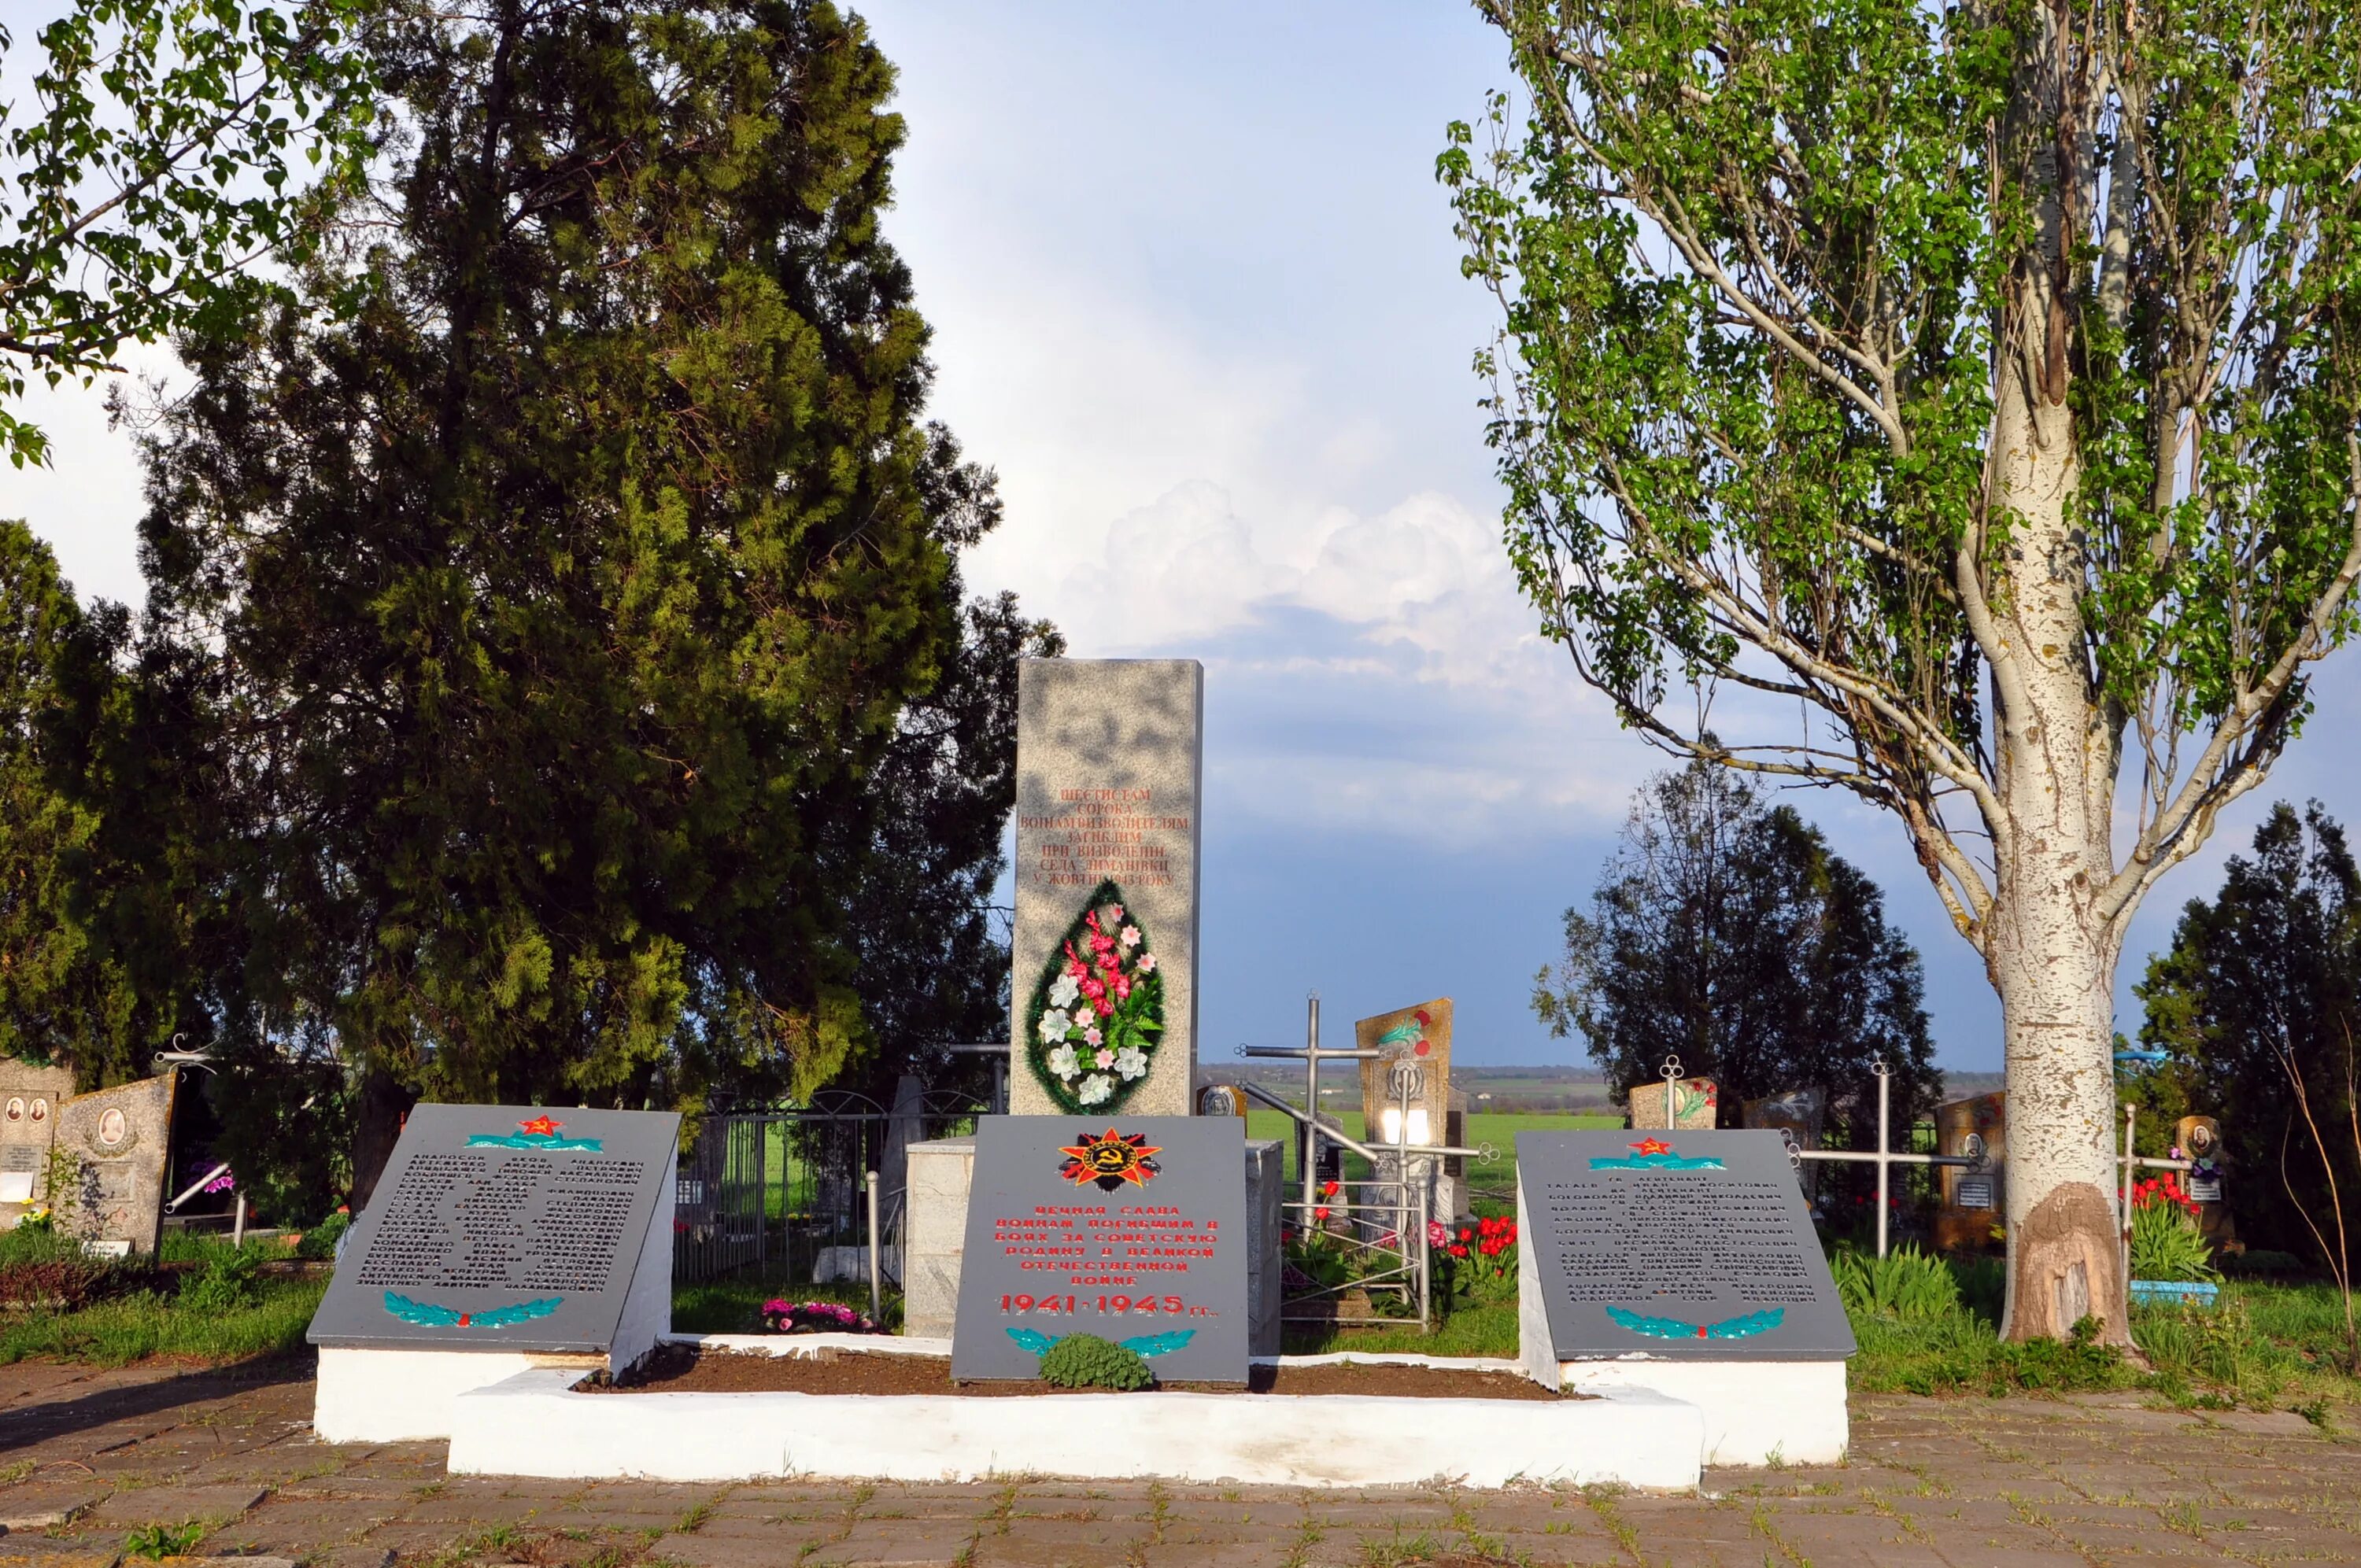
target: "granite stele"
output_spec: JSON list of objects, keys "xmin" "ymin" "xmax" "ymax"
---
[
  {"xmin": 1516, "ymin": 1127, "xmax": 1854, "ymax": 1466},
  {"xmin": 309, "ymin": 1104, "xmax": 679, "ymax": 1443}
]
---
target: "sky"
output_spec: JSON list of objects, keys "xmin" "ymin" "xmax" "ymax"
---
[{"xmin": 6, "ymin": 0, "xmax": 2358, "ymax": 1079}]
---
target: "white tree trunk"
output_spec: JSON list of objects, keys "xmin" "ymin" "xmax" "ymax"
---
[{"xmin": 1986, "ymin": 272, "xmax": 2131, "ymax": 1345}]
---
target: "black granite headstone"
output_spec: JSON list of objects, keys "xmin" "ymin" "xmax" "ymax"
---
[
  {"xmin": 309, "ymin": 1104, "xmax": 679, "ymax": 1354},
  {"xmin": 951, "ymin": 1115, "xmax": 1247, "ymax": 1382},
  {"xmin": 1517, "ymin": 1128, "xmax": 1853, "ymax": 1361}
]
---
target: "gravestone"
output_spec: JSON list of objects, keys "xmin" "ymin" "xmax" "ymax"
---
[
  {"xmin": 52, "ymin": 1075, "xmax": 177, "ymax": 1256},
  {"xmin": 1357, "ymin": 998, "xmax": 1451, "ymax": 1146},
  {"xmin": 951, "ymin": 1114, "xmax": 1248, "ymax": 1382},
  {"xmin": 1516, "ymin": 1127, "xmax": 1852, "ymax": 1465},
  {"xmin": 1934, "ymin": 1091, "xmax": 2005, "ymax": 1251},
  {"xmin": 1628, "ymin": 1078, "xmax": 1717, "ymax": 1131},
  {"xmin": 0, "ymin": 1060, "xmax": 74, "ymax": 1220},
  {"xmin": 2175, "ymin": 1113, "xmax": 2237, "ymax": 1253},
  {"xmin": 1009, "ymin": 659, "xmax": 1203, "ymax": 1118},
  {"xmin": 309, "ymin": 1103, "xmax": 679, "ymax": 1443}
]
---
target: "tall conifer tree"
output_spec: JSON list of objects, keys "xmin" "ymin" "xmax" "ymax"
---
[{"xmin": 140, "ymin": 0, "xmax": 1051, "ymax": 1205}]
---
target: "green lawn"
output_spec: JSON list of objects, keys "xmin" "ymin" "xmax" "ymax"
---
[{"xmin": 1243, "ymin": 1107, "xmax": 1623, "ymax": 1191}]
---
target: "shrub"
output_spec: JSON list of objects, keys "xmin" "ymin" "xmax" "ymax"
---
[
  {"xmin": 178, "ymin": 1249, "xmax": 262, "ymax": 1315},
  {"xmin": 294, "ymin": 1211, "xmax": 350, "ymax": 1261},
  {"xmin": 0, "ymin": 1226, "xmax": 126, "ymax": 1311},
  {"xmin": 1036, "ymin": 1333, "xmax": 1153, "ymax": 1390},
  {"xmin": 1831, "ymin": 1245, "xmax": 1963, "ymax": 1322},
  {"xmin": 2130, "ymin": 1184, "xmax": 2222, "ymax": 1282}
]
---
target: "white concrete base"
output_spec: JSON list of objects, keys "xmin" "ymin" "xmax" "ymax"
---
[
  {"xmin": 315, "ymin": 1348, "xmax": 601, "ymax": 1444},
  {"xmin": 1551, "ymin": 1359, "xmax": 1848, "ymax": 1467},
  {"xmin": 445, "ymin": 1366, "xmax": 1703, "ymax": 1489}
]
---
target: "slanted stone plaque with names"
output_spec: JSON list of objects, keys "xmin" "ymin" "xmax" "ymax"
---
[
  {"xmin": 1517, "ymin": 1128, "xmax": 1853, "ymax": 1361},
  {"xmin": 951, "ymin": 1115, "xmax": 1247, "ymax": 1383},
  {"xmin": 309, "ymin": 1104, "xmax": 678, "ymax": 1355}
]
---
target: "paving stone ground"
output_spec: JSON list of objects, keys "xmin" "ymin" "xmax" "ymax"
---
[{"xmin": 5, "ymin": 1356, "xmax": 2360, "ymax": 1567}]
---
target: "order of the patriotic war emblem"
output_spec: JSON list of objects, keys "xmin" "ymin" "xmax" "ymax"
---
[{"xmin": 1058, "ymin": 1127, "xmax": 1162, "ymax": 1192}]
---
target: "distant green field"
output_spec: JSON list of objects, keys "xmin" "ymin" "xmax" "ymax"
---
[{"xmin": 1243, "ymin": 1107, "xmax": 1621, "ymax": 1191}]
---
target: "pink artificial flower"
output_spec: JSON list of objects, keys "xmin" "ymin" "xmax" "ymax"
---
[
  {"xmin": 1107, "ymin": 903, "xmax": 1123, "ymax": 919},
  {"xmin": 1095, "ymin": 1049, "xmax": 1116, "ymax": 1069},
  {"xmin": 1120, "ymin": 925, "xmax": 1141, "ymax": 948},
  {"xmin": 1084, "ymin": 1027, "xmax": 1103, "ymax": 1047},
  {"xmin": 1138, "ymin": 954, "xmax": 1158, "ymax": 972}
]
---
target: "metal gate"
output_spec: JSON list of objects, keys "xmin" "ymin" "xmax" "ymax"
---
[{"xmin": 672, "ymin": 1087, "xmax": 985, "ymax": 1285}]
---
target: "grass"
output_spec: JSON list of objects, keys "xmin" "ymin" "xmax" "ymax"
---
[
  {"xmin": 1842, "ymin": 1252, "xmax": 2361, "ymax": 1410},
  {"xmin": 0, "ymin": 1227, "xmax": 327, "ymax": 1367},
  {"xmin": 1243, "ymin": 1108, "xmax": 1622, "ymax": 1189}
]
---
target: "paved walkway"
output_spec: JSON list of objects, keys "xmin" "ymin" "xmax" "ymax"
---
[{"xmin": 3, "ymin": 1357, "xmax": 2359, "ymax": 1566}]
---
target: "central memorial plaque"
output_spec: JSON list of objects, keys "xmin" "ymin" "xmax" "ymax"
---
[
  {"xmin": 1517, "ymin": 1128, "xmax": 1853, "ymax": 1361},
  {"xmin": 309, "ymin": 1104, "xmax": 679, "ymax": 1356},
  {"xmin": 951, "ymin": 1115, "xmax": 1247, "ymax": 1382}
]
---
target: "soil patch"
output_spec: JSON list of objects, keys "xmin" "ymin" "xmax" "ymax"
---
[{"xmin": 591, "ymin": 1342, "xmax": 1567, "ymax": 1399}]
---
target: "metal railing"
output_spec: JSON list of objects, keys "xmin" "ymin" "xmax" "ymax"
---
[{"xmin": 672, "ymin": 1086, "xmax": 986, "ymax": 1291}]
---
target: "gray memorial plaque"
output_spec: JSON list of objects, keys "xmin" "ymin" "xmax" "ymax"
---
[
  {"xmin": 1518, "ymin": 1128, "xmax": 1853, "ymax": 1361},
  {"xmin": 951, "ymin": 1115, "xmax": 1247, "ymax": 1382},
  {"xmin": 309, "ymin": 1104, "xmax": 678, "ymax": 1354}
]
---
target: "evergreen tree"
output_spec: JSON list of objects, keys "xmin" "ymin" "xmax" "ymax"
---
[
  {"xmin": 1535, "ymin": 761, "xmax": 1941, "ymax": 1139},
  {"xmin": 2135, "ymin": 803, "xmax": 2361, "ymax": 1263},
  {"xmin": 139, "ymin": 0, "xmax": 1051, "ymax": 1205},
  {"xmin": 0, "ymin": 522, "xmax": 116, "ymax": 1068}
]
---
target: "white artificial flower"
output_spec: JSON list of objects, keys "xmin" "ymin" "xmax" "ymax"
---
[
  {"xmin": 1047, "ymin": 1044, "xmax": 1080, "ymax": 1079},
  {"xmin": 1114, "ymin": 1046, "xmax": 1147, "ymax": 1080},
  {"xmin": 1077, "ymin": 1073, "xmax": 1113, "ymax": 1105},
  {"xmin": 1119, "ymin": 924, "xmax": 1142, "ymax": 949},
  {"xmin": 1038, "ymin": 1008, "xmax": 1071, "ymax": 1042},
  {"xmin": 1047, "ymin": 972, "xmax": 1082, "ymax": 1009}
]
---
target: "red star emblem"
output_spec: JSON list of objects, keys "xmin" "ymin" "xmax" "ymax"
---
[
  {"xmin": 1631, "ymin": 1138, "xmax": 1672, "ymax": 1157},
  {"xmin": 518, "ymin": 1115, "xmax": 563, "ymax": 1138},
  {"xmin": 1057, "ymin": 1127, "xmax": 1163, "ymax": 1188}
]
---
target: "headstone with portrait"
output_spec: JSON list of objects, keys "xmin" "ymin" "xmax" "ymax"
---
[
  {"xmin": 51, "ymin": 1075, "xmax": 177, "ymax": 1256},
  {"xmin": 1933, "ymin": 1091, "xmax": 2005, "ymax": 1252},
  {"xmin": 0, "ymin": 1060, "xmax": 76, "ymax": 1222}
]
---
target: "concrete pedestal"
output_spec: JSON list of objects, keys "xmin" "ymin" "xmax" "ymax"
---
[{"xmin": 904, "ymin": 1134, "xmax": 1283, "ymax": 1354}]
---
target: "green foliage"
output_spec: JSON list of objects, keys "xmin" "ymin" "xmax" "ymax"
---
[
  {"xmin": 177, "ymin": 1248, "xmax": 263, "ymax": 1315},
  {"xmin": 1831, "ymin": 1245, "xmax": 1963, "ymax": 1322},
  {"xmin": 0, "ymin": 1271, "xmax": 323, "ymax": 1366},
  {"xmin": 1035, "ymin": 1332, "xmax": 1153, "ymax": 1392},
  {"xmin": 0, "ymin": 0, "xmax": 375, "ymax": 467},
  {"xmin": 2130, "ymin": 1200, "xmax": 2222, "ymax": 1283},
  {"xmin": 2136, "ymin": 803, "xmax": 2361, "ymax": 1262},
  {"xmin": 293, "ymin": 1211, "xmax": 350, "ymax": 1261},
  {"xmin": 127, "ymin": 0, "xmax": 1055, "ymax": 1190},
  {"xmin": 1447, "ymin": 1, "xmax": 2361, "ymax": 802},
  {"xmin": 1535, "ymin": 760, "xmax": 1939, "ymax": 1126},
  {"xmin": 124, "ymin": 1522, "xmax": 205, "ymax": 1561}
]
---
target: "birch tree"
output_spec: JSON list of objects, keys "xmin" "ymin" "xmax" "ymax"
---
[{"xmin": 1444, "ymin": 0, "xmax": 2361, "ymax": 1342}]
